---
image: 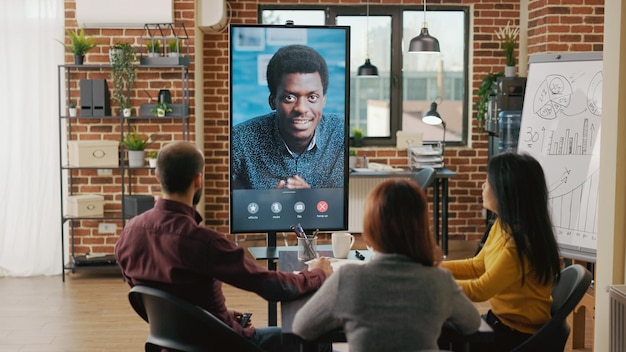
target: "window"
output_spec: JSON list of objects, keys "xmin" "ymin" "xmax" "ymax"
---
[{"xmin": 260, "ymin": 6, "xmax": 469, "ymax": 146}]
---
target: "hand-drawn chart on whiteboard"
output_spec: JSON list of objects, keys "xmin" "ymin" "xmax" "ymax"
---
[{"xmin": 518, "ymin": 53, "xmax": 602, "ymax": 261}]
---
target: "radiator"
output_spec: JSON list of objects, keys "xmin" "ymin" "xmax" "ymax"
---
[
  {"xmin": 349, "ymin": 176, "xmax": 409, "ymax": 233},
  {"xmin": 610, "ymin": 285, "xmax": 626, "ymax": 352}
]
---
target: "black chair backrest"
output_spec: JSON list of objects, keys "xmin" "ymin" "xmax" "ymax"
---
[
  {"xmin": 413, "ymin": 167, "xmax": 437, "ymax": 189},
  {"xmin": 512, "ymin": 264, "xmax": 592, "ymax": 352},
  {"xmin": 128, "ymin": 285, "xmax": 265, "ymax": 352}
]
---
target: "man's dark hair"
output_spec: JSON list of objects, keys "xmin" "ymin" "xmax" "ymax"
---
[
  {"xmin": 266, "ymin": 44, "xmax": 329, "ymax": 96},
  {"xmin": 156, "ymin": 142, "xmax": 204, "ymax": 195}
]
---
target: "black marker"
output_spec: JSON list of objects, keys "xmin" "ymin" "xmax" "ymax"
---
[{"xmin": 355, "ymin": 250, "xmax": 365, "ymax": 260}]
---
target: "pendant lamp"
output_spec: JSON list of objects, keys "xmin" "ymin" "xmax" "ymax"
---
[
  {"xmin": 358, "ymin": 0, "xmax": 378, "ymax": 76},
  {"xmin": 409, "ymin": 1, "xmax": 440, "ymax": 53}
]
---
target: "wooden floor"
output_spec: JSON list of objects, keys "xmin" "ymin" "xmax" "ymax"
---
[{"xmin": 0, "ymin": 238, "xmax": 593, "ymax": 352}]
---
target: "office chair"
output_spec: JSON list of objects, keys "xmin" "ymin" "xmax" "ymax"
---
[
  {"xmin": 511, "ymin": 264, "xmax": 592, "ymax": 352},
  {"xmin": 413, "ymin": 167, "xmax": 437, "ymax": 189},
  {"xmin": 128, "ymin": 285, "xmax": 265, "ymax": 352}
]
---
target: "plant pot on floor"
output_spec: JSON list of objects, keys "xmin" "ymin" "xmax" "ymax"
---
[{"xmin": 128, "ymin": 150, "xmax": 145, "ymax": 168}]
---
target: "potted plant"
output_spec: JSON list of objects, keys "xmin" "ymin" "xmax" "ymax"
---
[
  {"xmin": 475, "ymin": 72, "xmax": 504, "ymax": 132},
  {"xmin": 495, "ymin": 22, "xmax": 520, "ymax": 77},
  {"xmin": 146, "ymin": 150, "xmax": 158, "ymax": 168},
  {"xmin": 60, "ymin": 29, "xmax": 96, "ymax": 65},
  {"xmin": 68, "ymin": 101, "xmax": 77, "ymax": 117},
  {"xmin": 167, "ymin": 39, "xmax": 181, "ymax": 57},
  {"xmin": 151, "ymin": 102, "xmax": 172, "ymax": 117},
  {"xmin": 121, "ymin": 126, "xmax": 153, "ymax": 168},
  {"xmin": 352, "ymin": 127, "xmax": 364, "ymax": 147},
  {"xmin": 349, "ymin": 149, "xmax": 358, "ymax": 169},
  {"xmin": 110, "ymin": 43, "xmax": 137, "ymax": 117},
  {"xmin": 146, "ymin": 40, "xmax": 161, "ymax": 57}
]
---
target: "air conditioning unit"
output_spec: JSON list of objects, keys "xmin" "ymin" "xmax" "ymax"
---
[
  {"xmin": 76, "ymin": 0, "xmax": 173, "ymax": 28},
  {"xmin": 198, "ymin": 0, "xmax": 228, "ymax": 33}
]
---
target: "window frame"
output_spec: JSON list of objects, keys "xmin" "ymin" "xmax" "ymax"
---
[{"xmin": 258, "ymin": 5, "xmax": 470, "ymax": 147}]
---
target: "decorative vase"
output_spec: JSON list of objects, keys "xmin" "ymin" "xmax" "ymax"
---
[
  {"xmin": 128, "ymin": 150, "xmax": 145, "ymax": 168},
  {"xmin": 123, "ymin": 108, "xmax": 131, "ymax": 117},
  {"xmin": 504, "ymin": 65, "xmax": 516, "ymax": 78},
  {"xmin": 349, "ymin": 156, "xmax": 358, "ymax": 169},
  {"xmin": 148, "ymin": 158, "xmax": 157, "ymax": 168},
  {"xmin": 69, "ymin": 108, "xmax": 77, "ymax": 117},
  {"xmin": 157, "ymin": 108, "xmax": 166, "ymax": 117}
]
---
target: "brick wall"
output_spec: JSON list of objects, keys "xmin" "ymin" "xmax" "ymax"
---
[{"xmin": 63, "ymin": 0, "xmax": 604, "ymax": 256}]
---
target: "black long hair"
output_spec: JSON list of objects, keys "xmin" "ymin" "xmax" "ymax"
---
[{"xmin": 488, "ymin": 152, "xmax": 561, "ymax": 285}]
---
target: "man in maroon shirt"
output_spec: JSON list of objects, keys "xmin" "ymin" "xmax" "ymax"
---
[{"xmin": 115, "ymin": 141, "xmax": 333, "ymax": 351}]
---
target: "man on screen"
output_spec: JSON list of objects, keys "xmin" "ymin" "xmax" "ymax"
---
[{"xmin": 231, "ymin": 44, "xmax": 345, "ymax": 189}]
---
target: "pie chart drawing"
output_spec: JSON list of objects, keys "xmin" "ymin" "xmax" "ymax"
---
[
  {"xmin": 587, "ymin": 71, "xmax": 602, "ymax": 116},
  {"xmin": 533, "ymin": 74, "xmax": 573, "ymax": 120}
]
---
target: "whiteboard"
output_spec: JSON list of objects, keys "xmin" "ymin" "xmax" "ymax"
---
[{"xmin": 517, "ymin": 52, "xmax": 602, "ymax": 262}]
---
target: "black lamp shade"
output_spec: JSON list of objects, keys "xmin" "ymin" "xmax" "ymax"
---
[
  {"xmin": 422, "ymin": 101, "xmax": 443, "ymax": 125},
  {"xmin": 357, "ymin": 58, "xmax": 379, "ymax": 76},
  {"xmin": 409, "ymin": 27, "xmax": 441, "ymax": 53}
]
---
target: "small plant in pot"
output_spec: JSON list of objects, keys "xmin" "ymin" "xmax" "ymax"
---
[
  {"xmin": 110, "ymin": 43, "xmax": 137, "ymax": 118},
  {"xmin": 167, "ymin": 39, "xmax": 181, "ymax": 57},
  {"xmin": 151, "ymin": 102, "xmax": 172, "ymax": 117},
  {"xmin": 60, "ymin": 29, "xmax": 96, "ymax": 65},
  {"xmin": 68, "ymin": 101, "xmax": 77, "ymax": 117},
  {"xmin": 146, "ymin": 150, "xmax": 158, "ymax": 168},
  {"xmin": 121, "ymin": 127, "xmax": 153, "ymax": 168},
  {"xmin": 146, "ymin": 40, "xmax": 161, "ymax": 57},
  {"xmin": 349, "ymin": 149, "xmax": 358, "ymax": 168}
]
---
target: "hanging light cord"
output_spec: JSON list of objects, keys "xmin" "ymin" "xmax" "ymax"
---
[
  {"xmin": 423, "ymin": 1, "xmax": 428, "ymax": 28},
  {"xmin": 365, "ymin": 0, "xmax": 370, "ymax": 59}
]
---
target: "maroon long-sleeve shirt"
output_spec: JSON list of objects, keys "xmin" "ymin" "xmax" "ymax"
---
[{"xmin": 115, "ymin": 198, "xmax": 326, "ymax": 338}]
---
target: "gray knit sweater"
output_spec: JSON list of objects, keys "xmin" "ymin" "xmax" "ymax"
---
[
  {"xmin": 231, "ymin": 112, "xmax": 345, "ymax": 189},
  {"xmin": 292, "ymin": 253, "xmax": 481, "ymax": 351}
]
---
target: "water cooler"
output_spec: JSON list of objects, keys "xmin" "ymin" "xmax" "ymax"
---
[{"xmin": 485, "ymin": 77, "xmax": 527, "ymax": 158}]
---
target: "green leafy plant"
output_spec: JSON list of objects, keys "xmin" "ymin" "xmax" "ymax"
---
[
  {"xmin": 352, "ymin": 128, "xmax": 364, "ymax": 147},
  {"xmin": 475, "ymin": 72, "xmax": 504, "ymax": 132},
  {"xmin": 145, "ymin": 150, "xmax": 158, "ymax": 159},
  {"xmin": 60, "ymin": 29, "xmax": 96, "ymax": 55},
  {"xmin": 68, "ymin": 101, "xmax": 77, "ymax": 109},
  {"xmin": 349, "ymin": 149, "xmax": 358, "ymax": 157},
  {"xmin": 121, "ymin": 127, "xmax": 153, "ymax": 151},
  {"xmin": 151, "ymin": 102, "xmax": 173, "ymax": 116},
  {"xmin": 146, "ymin": 40, "xmax": 161, "ymax": 54},
  {"xmin": 495, "ymin": 22, "xmax": 520, "ymax": 67},
  {"xmin": 168, "ymin": 39, "xmax": 181, "ymax": 53},
  {"xmin": 110, "ymin": 43, "xmax": 137, "ymax": 114}
]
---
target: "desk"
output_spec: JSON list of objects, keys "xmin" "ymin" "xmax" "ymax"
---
[
  {"xmin": 350, "ymin": 168, "xmax": 456, "ymax": 256},
  {"xmin": 248, "ymin": 246, "xmax": 370, "ymax": 326},
  {"xmin": 279, "ymin": 251, "xmax": 493, "ymax": 352}
]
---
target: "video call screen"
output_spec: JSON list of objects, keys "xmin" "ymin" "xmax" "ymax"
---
[{"xmin": 229, "ymin": 24, "xmax": 350, "ymax": 234}]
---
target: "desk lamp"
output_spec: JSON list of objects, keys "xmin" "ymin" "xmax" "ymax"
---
[{"xmin": 422, "ymin": 101, "xmax": 446, "ymax": 156}]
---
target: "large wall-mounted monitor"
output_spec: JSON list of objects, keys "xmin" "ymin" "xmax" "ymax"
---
[{"xmin": 229, "ymin": 24, "xmax": 350, "ymax": 234}]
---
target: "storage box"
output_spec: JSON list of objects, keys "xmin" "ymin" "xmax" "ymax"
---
[
  {"xmin": 68, "ymin": 140, "xmax": 119, "ymax": 167},
  {"xmin": 123, "ymin": 195, "xmax": 155, "ymax": 218},
  {"xmin": 67, "ymin": 194, "xmax": 104, "ymax": 217}
]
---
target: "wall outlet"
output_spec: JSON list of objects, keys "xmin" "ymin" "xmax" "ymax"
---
[
  {"xmin": 97, "ymin": 169, "xmax": 112, "ymax": 176},
  {"xmin": 98, "ymin": 223, "xmax": 117, "ymax": 234}
]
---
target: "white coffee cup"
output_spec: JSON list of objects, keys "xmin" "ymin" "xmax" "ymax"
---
[{"xmin": 332, "ymin": 232, "xmax": 355, "ymax": 259}]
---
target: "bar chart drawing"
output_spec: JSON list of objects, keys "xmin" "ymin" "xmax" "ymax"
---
[
  {"xmin": 544, "ymin": 118, "xmax": 595, "ymax": 156},
  {"xmin": 518, "ymin": 53, "xmax": 602, "ymax": 257}
]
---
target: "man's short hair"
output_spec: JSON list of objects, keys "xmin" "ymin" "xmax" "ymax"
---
[
  {"xmin": 156, "ymin": 142, "xmax": 204, "ymax": 194},
  {"xmin": 266, "ymin": 44, "xmax": 329, "ymax": 97}
]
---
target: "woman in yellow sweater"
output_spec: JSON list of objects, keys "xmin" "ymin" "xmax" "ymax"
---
[{"xmin": 440, "ymin": 152, "xmax": 561, "ymax": 351}]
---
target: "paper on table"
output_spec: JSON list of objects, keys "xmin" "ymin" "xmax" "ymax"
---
[{"xmin": 329, "ymin": 258, "xmax": 367, "ymax": 271}]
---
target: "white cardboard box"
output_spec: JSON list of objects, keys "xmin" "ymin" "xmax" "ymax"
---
[
  {"xmin": 68, "ymin": 140, "xmax": 119, "ymax": 167},
  {"xmin": 67, "ymin": 194, "xmax": 105, "ymax": 217}
]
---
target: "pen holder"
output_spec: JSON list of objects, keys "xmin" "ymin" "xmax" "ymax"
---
[{"xmin": 297, "ymin": 236, "xmax": 318, "ymax": 261}]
